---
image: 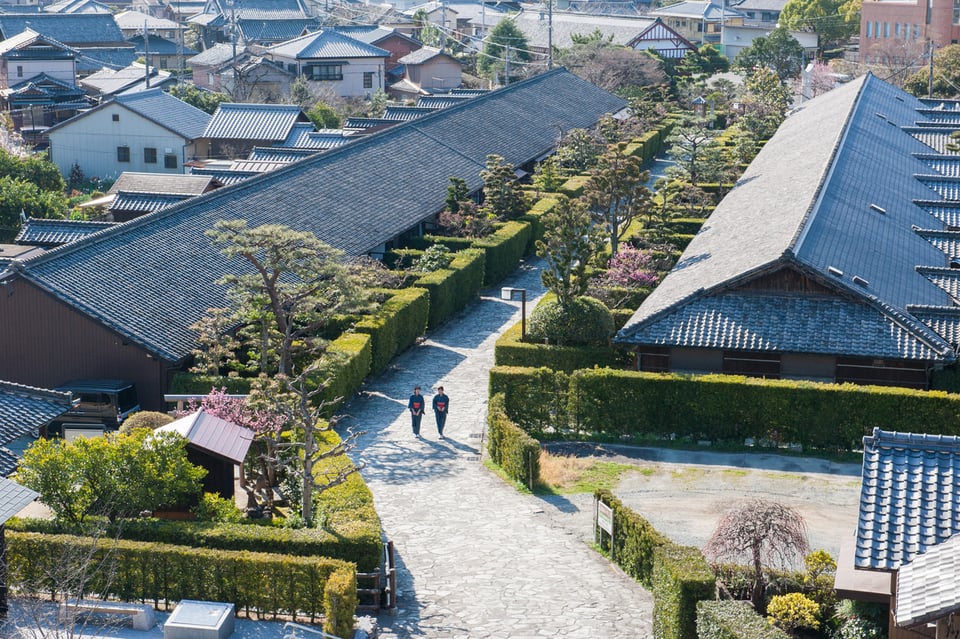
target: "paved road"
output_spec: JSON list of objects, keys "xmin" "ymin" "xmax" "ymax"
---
[{"xmin": 343, "ymin": 258, "xmax": 654, "ymax": 639}]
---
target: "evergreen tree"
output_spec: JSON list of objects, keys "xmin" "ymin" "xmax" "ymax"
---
[{"xmin": 479, "ymin": 20, "xmax": 531, "ymax": 83}]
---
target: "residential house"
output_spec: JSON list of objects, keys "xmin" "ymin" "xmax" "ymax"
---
[
  {"xmin": 197, "ymin": 102, "xmax": 312, "ymax": 160},
  {"xmin": 391, "ymin": 46, "xmax": 461, "ymax": 97},
  {"xmin": 187, "ymin": 0, "xmax": 316, "ymax": 49},
  {"xmin": 80, "ymin": 63, "xmax": 175, "ymax": 99},
  {"xmin": 860, "ymin": 0, "xmax": 955, "ymax": 64},
  {"xmin": 734, "ymin": 0, "xmax": 786, "ymax": 27},
  {"xmin": 834, "ymin": 428, "xmax": 960, "ymax": 639},
  {"xmin": 263, "ymin": 30, "xmax": 389, "ymax": 98},
  {"xmin": 329, "ymin": 25, "xmax": 422, "ymax": 73},
  {"xmin": 721, "ymin": 24, "xmax": 817, "ymax": 60},
  {"xmin": 186, "ymin": 43, "xmax": 296, "ymax": 100},
  {"xmin": 127, "ymin": 35, "xmax": 197, "ymax": 71},
  {"xmin": 114, "ymin": 10, "xmax": 182, "ymax": 40},
  {"xmin": 15, "ymin": 217, "xmax": 116, "ymax": 249},
  {"xmin": 0, "ymin": 13, "xmax": 136, "ymax": 74},
  {"xmin": 403, "ymin": 1, "xmax": 511, "ymax": 46},
  {"xmin": 0, "ymin": 380, "xmax": 71, "ymax": 476},
  {"xmin": 512, "ymin": 10, "xmax": 695, "ymax": 59},
  {"xmin": 0, "ymin": 69, "xmax": 626, "ymax": 408},
  {"xmin": 616, "ymin": 74, "xmax": 960, "ymax": 389},
  {"xmin": 44, "ymin": 0, "xmax": 112, "ymax": 13},
  {"xmin": 47, "ymin": 88, "xmax": 211, "ymax": 179},
  {"xmin": 0, "ymin": 29, "xmax": 77, "ymax": 88},
  {"xmin": 649, "ymin": 0, "xmax": 744, "ymax": 45},
  {"xmin": 95, "ymin": 172, "xmax": 223, "ymax": 221}
]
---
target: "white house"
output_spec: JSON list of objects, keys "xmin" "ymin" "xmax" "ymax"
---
[
  {"xmin": 47, "ymin": 88, "xmax": 210, "ymax": 180},
  {"xmin": 0, "ymin": 29, "xmax": 76, "ymax": 88},
  {"xmin": 264, "ymin": 30, "xmax": 389, "ymax": 98}
]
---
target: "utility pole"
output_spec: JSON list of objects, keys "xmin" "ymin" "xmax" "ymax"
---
[
  {"xmin": 504, "ymin": 44, "xmax": 511, "ymax": 86},
  {"xmin": 440, "ymin": 0, "xmax": 447, "ymax": 52},
  {"xmin": 928, "ymin": 39, "xmax": 936, "ymax": 98},
  {"xmin": 177, "ymin": 0, "xmax": 184, "ymax": 85},
  {"xmin": 547, "ymin": 0, "xmax": 553, "ymax": 70},
  {"xmin": 144, "ymin": 20, "xmax": 151, "ymax": 88},
  {"xmin": 231, "ymin": 0, "xmax": 238, "ymax": 91}
]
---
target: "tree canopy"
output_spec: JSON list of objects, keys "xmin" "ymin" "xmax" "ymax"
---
[
  {"xmin": 478, "ymin": 20, "xmax": 532, "ymax": 82},
  {"xmin": 734, "ymin": 27, "xmax": 805, "ymax": 82},
  {"xmin": 779, "ymin": 0, "xmax": 859, "ymax": 46},
  {"xmin": 167, "ymin": 84, "xmax": 230, "ymax": 114},
  {"xmin": 905, "ymin": 44, "xmax": 960, "ymax": 98}
]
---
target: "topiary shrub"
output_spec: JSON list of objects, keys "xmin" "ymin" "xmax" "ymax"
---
[
  {"xmin": 121, "ymin": 411, "xmax": 174, "ymax": 432},
  {"xmin": 766, "ymin": 592, "xmax": 820, "ymax": 633},
  {"xmin": 527, "ymin": 296, "xmax": 614, "ymax": 346}
]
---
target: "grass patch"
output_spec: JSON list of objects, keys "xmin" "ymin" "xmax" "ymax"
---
[{"xmin": 537, "ymin": 450, "xmax": 635, "ymax": 494}]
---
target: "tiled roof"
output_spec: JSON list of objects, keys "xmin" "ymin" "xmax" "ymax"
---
[
  {"xmin": 81, "ymin": 63, "xmax": 172, "ymax": 96},
  {"xmin": 343, "ymin": 117, "xmax": 397, "ymax": 131},
  {"xmin": 74, "ymin": 46, "xmax": 136, "ymax": 72},
  {"xmin": 0, "ymin": 28, "xmax": 75, "ymax": 56},
  {"xmin": 617, "ymin": 74, "xmax": 959, "ymax": 363},
  {"xmin": 277, "ymin": 123, "xmax": 354, "ymax": 149},
  {"xmin": 128, "ymin": 34, "xmax": 196, "ymax": 57},
  {"xmin": 909, "ymin": 305, "xmax": 960, "ymax": 348},
  {"xmin": 247, "ymin": 146, "xmax": 318, "ymax": 162},
  {"xmin": 186, "ymin": 42, "xmax": 237, "ymax": 66},
  {"xmin": 917, "ymin": 154, "xmax": 960, "ymax": 177},
  {"xmin": 856, "ymin": 428, "xmax": 960, "ymax": 571},
  {"xmin": 229, "ymin": 159, "xmax": 288, "ymax": 173},
  {"xmin": 907, "ymin": 127, "xmax": 955, "ymax": 154},
  {"xmin": 237, "ymin": 18, "xmax": 318, "ymax": 43},
  {"xmin": 49, "ymin": 87, "xmax": 207, "ymax": 139},
  {"xmin": 0, "ymin": 380, "xmax": 71, "ymax": 447},
  {"xmin": 0, "ymin": 448, "xmax": 19, "ymax": 478},
  {"xmin": 330, "ymin": 25, "xmax": 416, "ymax": 46},
  {"xmin": 383, "ymin": 105, "xmax": 437, "ymax": 121},
  {"xmin": 114, "ymin": 10, "xmax": 180, "ymax": 30},
  {"xmin": 15, "ymin": 69, "xmax": 625, "ymax": 362},
  {"xmin": 15, "ymin": 217, "xmax": 116, "ymax": 247},
  {"xmin": 44, "ymin": 0, "xmax": 112, "ymax": 13},
  {"xmin": 915, "ymin": 228, "xmax": 960, "ymax": 259},
  {"xmin": 0, "ymin": 13, "xmax": 126, "ymax": 45},
  {"xmin": 895, "ymin": 533, "xmax": 960, "ymax": 627},
  {"xmin": 265, "ymin": 29, "xmax": 389, "ymax": 60},
  {"xmin": 398, "ymin": 45, "xmax": 449, "ymax": 65},
  {"xmin": 0, "ymin": 477, "xmax": 38, "ymax": 525},
  {"xmin": 187, "ymin": 167, "xmax": 258, "ymax": 185},
  {"xmin": 650, "ymin": 0, "xmax": 742, "ymax": 20},
  {"xmin": 203, "ymin": 103, "xmax": 307, "ymax": 141},
  {"xmin": 416, "ymin": 94, "xmax": 475, "ymax": 108},
  {"xmin": 917, "ymin": 200, "xmax": 960, "ymax": 228},
  {"xmin": 107, "ymin": 172, "xmax": 218, "ymax": 196},
  {"xmin": 513, "ymin": 10, "xmax": 655, "ymax": 48},
  {"xmin": 110, "ymin": 191, "xmax": 192, "ymax": 214},
  {"xmin": 917, "ymin": 266, "xmax": 960, "ymax": 300},
  {"xmin": 918, "ymin": 175, "xmax": 960, "ymax": 200}
]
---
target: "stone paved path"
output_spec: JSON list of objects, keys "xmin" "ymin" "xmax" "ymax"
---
[{"xmin": 343, "ymin": 258, "xmax": 654, "ymax": 639}]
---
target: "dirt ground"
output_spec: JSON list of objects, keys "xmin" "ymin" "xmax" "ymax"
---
[{"xmin": 541, "ymin": 442, "xmax": 863, "ymax": 561}]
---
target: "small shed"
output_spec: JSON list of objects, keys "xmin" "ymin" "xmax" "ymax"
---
[
  {"xmin": 0, "ymin": 478, "xmax": 39, "ymax": 617},
  {"xmin": 156, "ymin": 409, "xmax": 254, "ymax": 499}
]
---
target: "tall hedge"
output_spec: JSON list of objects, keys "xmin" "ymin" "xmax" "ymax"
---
[
  {"xmin": 355, "ymin": 287, "xmax": 429, "ymax": 374},
  {"xmin": 6, "ymin": 531, "xmax": 354, "ymax": 622},
  {"xmin": 652, "ymin": 544, "xmax": 716, "ymax": 639},
  {"xmin": 494, "ymin": 322, "xmax": 623, "ymax": 372},
  {"xmin": 415, "ymin": 248, "xmax": 485, "ymax": 329},
  {"xmin": 487, "ymin": 393, "xmax": 541, "ymax": 488},
  {"xmin": 323, "ymin": 568, "xmax": 358, "ymax": 638},
  {"xmin": 697, "ymin": 601, "xmax": 790, "ymax": 639},
  {"xmin": 489, "ymin": 366, "xmax": 569, "ymax": 438},
  {"xmin": 316, "ymin": 332, "xmax": 372, "ymax": 415},
  {"xmin": 473, "ymin": 221, "xmax": 533, "ymax": 285},
  {"xmin": 593, "ymin": 489, "xmax": 668, "ymax": 586}
]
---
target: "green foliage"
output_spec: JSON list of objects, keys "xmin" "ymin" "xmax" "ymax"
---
[
  {"xmin": 697, "ymin": 600, "xmax": 791, "ymax": 639},
  {"xmin": 652, "ymin": 544, "xmax": 716, "ymax": 639},
  {"xmin": 7, "ymin": 531, "xmax": 352, "ymax": 621},
  {"xmin": 473, "ymin": 220, "xmax": 533, "ymax": 285},
  {"xmin": 17, "ymin": 430, "xmax": 205, "ymax": 524},
  {"xmin": 495, "ymin": 321, "xmax": 623, "ymax": 372},
  {"xmin": 480, "ymin": 154, "xmax": 526, "ymax": 221},
  {"xmin": 536, "ymin": 197, "xmax": 603, "ymax": 308},
  {"xmin": 487, "ymin": 393, "xmax": 541, "ymax": 488},
  {"xmin": 169, "ymin": 373, "xmax": 253, "ymax": 395},
  {"xmin": 489, "ymin": 366, "xmax": 569, "ymax": 437},
  {"xmin": 767, "ymin": 593, "xmax": 820, "ymax": 632},
  {"xmin": 906, "ymin": 44, "xmax": 960, "ymax": 98},
  {"xmin": 415, "ymin": 248, "xmax": 485, "ymax": 328},
  {"xmin": 734, "ymin": 27, "xmax": 804, "ymax": 82},
  {"xmin": 167, "ymin": 84, "xmax": 230, "ymax": 114},
  {"xmin": 739, "ymin": 69, "xmax": 791, "ymax": 140},
  {"xmin": 583, "ymin": 141, "xmax": 652, "ymax": 255},
  {"xmin": 832, "ymin": 600, "xmax": 888, "ymax": 639},
  {"xmin": 779, "ymin": 0, "xmax": 857, "ymax": 45},
  {"xmin": 594, "ymin": 489, "xmax": 669, "ymax": 585},
  {"xmin": 314, "ymin": 332, "xmax": 372, "ymax": 416},
  {"xmin": 478, "ymin": 20, "xmax": 532, "ymax": 80},
  {"xmin": 323, "ymin": 568, "xmax": 358, "ymax": 638},
  {"xmin": 306, "ymin": 101, "xmax": 340, "ymax": 129},
  {"xmin": 354, "ymin": 287, "xmax": 429, "ymax": 374},
  {"xmin": 193, "ymin": 492, "xmax": 243, "ymax": 523},
  {"xmin": 445, "ymin": 176, "xmax": 470, "ymax": 214},
  {"xmin": 527, "ymin": 296, "xmax": 614, "ymax": 347},
  {"xmin": 0, "ymin": 175, "xmax": 68, "ymax": 241},
  {"xmin": 120, "ymin": 411, "xmax": 174, "ymax": 433},
  {"xmin": 533, "ymin": 157, "xmax": 565, "ymax": 194},
  {"xmin": 413, "ymin": 244, "xmax": 454, "ymax": 272}
]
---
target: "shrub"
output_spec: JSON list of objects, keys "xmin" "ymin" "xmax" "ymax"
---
[
  {"xmin": 193, "ymin": 492, "xmax": 243, "ymax": 523},
  {"xmin": 169, "ymin": 373, "xmax": 253, "ymax": 395},
  {"xmin": 593, "ymin": 489, "xmax": 668, "ymax": 585},
  {"xmin": 697, "ymin": 600, "xmax": 790, "ymax": 639},
  {"xmin": 415, "ymin": 248, "xmax": 485, "ymax": 328},
  {"xmin": 354, "ymin": 287, "xmax": 429, "ymax": 374},
  {"xmin": 472, "ymin": 220, "xmax": 532, "ymax": 285},
  {"xmin": 314, "ymin": 332, "xmax": 372, "ymax": 415},
  {"xmin": 601, "ymin": 244, "xmax": 661, "ymax": 288},
  {"xmin": 487, "ymin": 394, "xmax": 541, "ymax": 488},
  {"xmin": 121, "ymin": 411, "xmax": 173, "ymax": 432},
  {"xmin": 767, "ymin": 593, "xmax": 820, "ymax": 632},
  {"xmin": 527, "ymin": 296, "xmax": 614, "ymax": 347},
  {"xmin": 494, "ymin": 321, "xmax": 624, "ymax": 372},
  {"xmin": 489, "ymin": 366, "xmax": 569, "ymax": 437},
  {"xmin": 559, "ymin": 174, "xmax": 591, "ymax": 198},
  {"xmin": 438, "ymin": 201, "xmax": 494, "ymax": 238},
  {"xmin": 832, "ymin": 600, "xmax": 888, "ymax": 639},
  {"xmin": 414, "ymin": 244, "xmax": 453, "ymax": 272},
  {"xmin": 652, "ymin": 544, "xmax": 716, "ymax": 639},
  {"xmin": 323, "ymin": 568, "xmax": 358, "ymax": 638}
]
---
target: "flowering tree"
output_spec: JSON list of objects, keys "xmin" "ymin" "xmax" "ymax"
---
[{"xmin": 602, "ymin": 244, "xmax": 660, "ymax": 288}]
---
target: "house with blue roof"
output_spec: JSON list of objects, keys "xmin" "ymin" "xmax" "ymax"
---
[
  {"xmin": 46, "ymin": 88, "xmax": 211, "ymax": 179},
  {"xmin": 188, "ymin": 0, "xmax": 315, "ymax": 48},
  {"xmin": 0, "ymin": 69, "xmax": 625, "ymax": 409},
  {"xmin": 197, "ymin": 102, "xmax": 312, "ymax": 160},
  {"xmin": 264, "ymin": 30, "xmax": 390, "ymax": 98},
  {"xmin": 616, "ymin": 73, "xmax": 960, "ymax": 390},
  {"xmin": 0, "ymin": 13, "xmax": 135, "ymax": 73}
]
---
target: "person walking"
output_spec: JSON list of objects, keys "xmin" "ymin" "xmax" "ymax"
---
[
  {"xmin": 433, "ymin": 386, "xmax": 449, "ymax": 439},
  {"xmin": 408, "ymin": 386, "xmax": 425, "ymax": 438}
]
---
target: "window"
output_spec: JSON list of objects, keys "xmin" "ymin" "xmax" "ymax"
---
[
  {"xmin": 722, "ymin": 351, "xmax": 781, "ymax": 378},
  {"xmin": 16, "ymin": 65, "xmax": 22, "ymax": 77},
  {"xmin": 895, "ymin": 22, "xmax": 900, "ymax": 38},
  {"xmin": 308, "ymin": 64, "xmax": 343, "ymax": 81},
  {"xmin": 112, "ymin": 113, "xmax": 119, "ymax": 122},
  {"xmin": 915, "ymin": 24, "xmax": 921, "ymax": 39},
  {"xmin": 158, "ymin": 57, "xmax": 167, "ymax": 68},
  {"xmin": 117, "ymin": 146, "xmax": 130, "ymax": 162},
  {"xmin": 164, "ymin": 153, "xmax": 177, "ymax": 169},
  {"xmin": 884, "ymin": 22, "xmax": 890, "ymax": 38},
  {"xmin": 866, "ymin": 21, "xmax": 872, "ymax": 38},
  {"xmin": 144, "ymin": 147, "xmax": 157, "ymax": 164},
  {"xmin": 955, "ymin": 0, "xmax": 960, "ymax": 24},
  {"xmin": 363, "ymin": 71, "xmax": 374, "ymax": 89},
  {"xmin": 287, "ymin": 63, "xmax": 296, "ymax": 73}
]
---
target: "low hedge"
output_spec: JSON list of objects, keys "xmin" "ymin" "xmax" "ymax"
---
[
  {"xmin": 169, "ymin": 373, "xmax": 253, "ymax": 395},
  {"xmin": 487, "ymin": 393, "xmax": 540, "ymax": 489},
  {"xmin": 559, "ymin": 174, "xmax": 590, "ymax": 198},
  {"xmin": 415, "ymin": 248, "xmax": 485, "ymax": 329},
  {"xmin": 593, "ymin": 489, "xmax": 668, "ymax": 586},
  {"xmin": 612, "ymin": 308, "xmax": 635, "ymax": 330},
  {"xmin": 473, "ymin": 221, "xmax": 533, "ymax": 286},
  {"xmin": 316, "ymin": 332, "xmax": 372, "ymax": 415},
  {"xmin": 489, "ymin": 366, "xmax": 569, "ymax": 438},
  {"xmin": 696, "ymin": 600, "xmax": 790, "ymax": 639},
  {"xmin": 494, "ymin": 322, "xmax": 624, "ymax": 372},
  {"xmin": 652, "ymin": 544, "xmax": 716, "ymax": 639},
  {"xmin": 665, "ymin": 218, "xmax": 707, "ymax": 235},
  {"xmin": 6, "ymin": 531, "xmax": 355, "ymax": 622},
  {"xmin": 355, "ymin": 287, "xmax": 429, "ymax": 374},
  {"xmin": 402, "ymin": 234, "xmax": 474, "ymax": 252}
]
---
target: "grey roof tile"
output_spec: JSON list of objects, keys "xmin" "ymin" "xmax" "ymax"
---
[
  {"xmin": 202, "ymin": 103, "xmax": 307, "ymax": 141},
  {"xmin": 329, "ymin": 25, "xmax": 417, "ymax": 46},
  {"xmin": 247, "ymin": 146, "xmax": 319, "ymax": 162},
  {"xmin": 398, "ymin": 46, "xmax": 449, "ymax": 65},
  {"xmin": 106, "ymin": 172, "xmax": 218, "ymax": 196},
  {"xmin": 237, "ymin": 18, "xmax": 318, "ymax": 43},
  {"xmin": 15, "ymin": 217, "xmax": 116, "ymax": 247},
  {"xmin": 416, "ymin": 94, "xmax": 476, "ymax": 108},
  {"xmin": 0, "ymin": 447, "xmax": 19, "ymax": 478},
  {"xmin": 16, "ymin": 69, "xmax": 625, "ymax": 362},
  {"xmin": 916, "ymin": 154, "xmax": 960, "ymax": 177},
  {"xmin": 383, "ymin": 105, "xmax": 437, "ymax": 121},
  {"xmin": 896, "ymin": 533, "xmax": 960, "ymax": 627},
  {"xmin": 185, "ymin": 42, "xmax": 236, "ymax": 66},
  {"xmin": 0, "ymin": 380, "xmax": 71, "ymax": 446},
  {"xmin": 856, "ymin": 428, "xmax": 960, "ymax": 571},
  {"xmin": 0, "ymin": 477, "xmax": 38, "ymax": 525},
  {"xmin": 110, "ymin": 191, "xmax": 192, "ymax": 214},
  {"xmin": 265, "ymin": 29, "xmax": 389, "ymax": 59},
  {"xmin": 0, "ymin": 12, "xmax": 125, "ymax": 45},
  {"xmin": 277, "ymin": 124, "xmax": 354, "ymax": 149},
  {"xmin": 112, "ymin": 88, "xmax": 210, "ymax": 139}
]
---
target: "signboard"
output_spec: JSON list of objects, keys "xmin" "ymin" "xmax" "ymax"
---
[{"xmin": 596, "ymin": 499, "xmax": 613, "ymax": 535}]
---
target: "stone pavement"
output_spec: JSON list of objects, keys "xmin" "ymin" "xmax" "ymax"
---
[{"xmin": 342, "ymin": 258, "xmax": 654, "ymax": 639}]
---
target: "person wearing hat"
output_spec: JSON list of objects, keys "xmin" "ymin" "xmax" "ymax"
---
[{"xmin": 433, "ymin": 386, "xmax": 449, "ymax": 439}]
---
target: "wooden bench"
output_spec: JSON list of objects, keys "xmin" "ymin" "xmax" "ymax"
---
[{"xmin": 58, "ymin": 599, "xmax": 156, "ymax": 631}]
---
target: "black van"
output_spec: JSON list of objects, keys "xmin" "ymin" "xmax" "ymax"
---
[{"xmin": 45, "ymin": 380, "xmax": 140, "ymax": 439}]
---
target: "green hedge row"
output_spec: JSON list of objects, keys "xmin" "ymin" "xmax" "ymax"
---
[
  {"xmin": 355, "ymin": 287, "xmax": 429, "ymax": 374},
  {"xmin": 487, "ymin": 394, "xmax": 540, "ymax": 489},
  {"xmin": 494, "ymin": 322, "xmax": 624, "ymax": 373},
  {"xmin": 652, "ymin": 545, "xmax": 716, "ymax": 639},
  {"xmin": 415, "ymin": 248, "xmax": 485, "ymax": 329},
  {"xmin": 402, "ymin": 235, "xmax": 474, "ymax": 252},
  {"xmin": 559, "ymin": 174, "xmax": 590, "ymax": 198},
  {"xmin": 7, "ymin": 531, "xmax": 356, "ymax": 624},
  {"xmin": 593, "ymin": 489, "xmax": 668, "ymax": 586},
  {"xmin": 665, "ymin": 218, "xmax": 707, "ymax": 235},
  {"xmin": 316, "ymin": 332, "xmax": 372, "ymax": 416},
  {"xmin": 491, "ymin": 366, "xmax": 960, "ymax": 451},
  {"xmin": 696, "ymin": 601, "xmax": 790, "ymax": 639},
  {"xmin": 474, "ymin": 221, "xmax": 533, "ymax": 286}
]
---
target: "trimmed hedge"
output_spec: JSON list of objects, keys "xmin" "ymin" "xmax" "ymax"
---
[
  {"xmin": 355, "ymin": 287, "xmax": 429, "ymax": 374},
  {"xmin": 559, "ymin": 174, "xmax": 590, "ymax": 198},
  {"xmin": 666, "ymin": 218, "xmax": 707, "ymax": 235},
  {"xmin": 323, "ymin": 568, "xmax": 358, "ymax": 638},
  {"xmin": 489, "ymin": 366, "xmax": 569, "ymax": 438},
  {"xmin": 697, "ymin": 601, "xmax": 790, "ymax": 639},
  {"xmin": 402, "ymin": 234, "xmax": 474, "ymax": 252},
  {"xmin": 6, "ymin": 531, "xmax": 355, "ymax": 622},
  {"xmin": 487, "ymin": 393, "xmax": 540, "ymax": 489},
  {"xmin": 652, "ymin": 544, "xmax": 716, "ymax": 639},
  {"xmin": 593, "ymin": 489, "xmax": 668, "ymax": 586},
  {"xmin": 494, "ymin": 322, "xmax": 624, "ymax": 372},
  {"xmin": 316, "ymin": 332, "xmax": 372, "ymax": 415},
  {"xmin": 415, "ymin": 248, "xmax": 485, "ymax": 329},
  {"xmin": 473, "ymin": 221, "xmax": 533, "ymax": 286},
  {"xmin": 169, "ymin": 373, "xmax": 253, "ymax": 395}
]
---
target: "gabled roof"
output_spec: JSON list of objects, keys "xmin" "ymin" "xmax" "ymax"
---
[
  {"xmin": 203, "ymin": 0, "xmax": 309, "ymax": 21},
  {"xmin": 0, "ymin": 28, "xmax": 76, "ymax": 57},
  {"xmin": 856, "ymin": 428, "xmax": 960, "ymax": 571},
  {"xmin": 398, "ymin": 45, "xmax": 457, "ymax": 65},
  {"xmin": 616, "ymin": 74, "xmax": 960, "ymax": 363},
  {"xmin": 0, "ymin": 477, "xmax": 38, "ymax": 525},
  {"xmin": 48, "ymin": 87, "xmax": 210, "ymax": 140},
  {"xmin": 155, "ymin": 409, "xmax": 254, "ymax": 465},
  {"xmin": 651, "ymin": 0, "xmax": 743, "ymax": 20},
  {"xmin": 202, "ymin": 103, "xmax": 309, "ymax": 141},
  {"xmin": 330, "ymin": 24, "xmax": 419, "ymax": 46},
  {"xmin": 277, "ymin": 123, "xmax": 354, "ymax": 149},
  {"xmin": 107, "ymin": 172, "xmax": 220, "ymax": 196},
  {"xmin": 265, "ymin": 29, "xmax": 389, "ymax": 60},
  {"xmin": 44, "ymin": 0, "xmax": 112, "ymax": 14},
  {"xmin": 0, "ymin": 380, "xmax": 71, "ymax": 446},
  {"xmin": 185, "ymin": 42, "xmax": 237, "ymax": 67},
  {"xmin": 110, "ymin": 192, "xmax": 194, "ymax": 214},
  {"xmin": 237, "ymin": 18, "xmax": 318, "ymax": 44},
  {"xmin": 80, "ymin": 63, "xmax": 172, "ymax": 96},
  {"xmin": 513, "ymin": 10, "xmax": 655, "ymax": 48},
  {"xmin": 15, "ymin": 217, "xmax": 116, "ymax": 247},
  {"xmin": 114, "ymin": 10, "xmax": 180, "ymax": 31},
  {"xmin": 626, "ymin": 18, "xmax": 696, "ymax": 55},
  {"xmin": 128, "ymin": 34, "xmax": 197, "ymax": 57},
  {"xmin": 0, "ymin": 13, "xmax": 127, "ymax": 46},
  {"xmin": 14, "ymin": 69, "xmax": 625, "ymax": 363},
  {"xmin": 895, "ymin": 533, "xmax": 960, "ymax": 627},
  {"xmin": 1, "ymin": 73, "xmax": 86, "ymax": 103},
  {"xmin": 74, "ymin": 46, "xmax": 136, "ymax": 72}
]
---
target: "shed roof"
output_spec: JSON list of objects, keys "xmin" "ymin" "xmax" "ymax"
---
[
  {"xmin": 202, "ymin": 103, "xmax": 309, "ymax": 141},
  {"xmin": 13, "ymin": 69, "xmax": 625, "ymax": 363},
  {"xmin": 155, "ymin": 409, "xmax": 254, "ymax": 464}
]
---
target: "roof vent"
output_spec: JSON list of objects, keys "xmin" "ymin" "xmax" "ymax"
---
[
  {"xmin": 869, "ymin": 203, "xmax": 887, "ymax": 215},
  {"xmin": 852, "ymin": 275, "xmax": 870, "ymax": 287},
  {"xmin": 828, "ymin": 266, "xmax": 844, "ymax": 277}
]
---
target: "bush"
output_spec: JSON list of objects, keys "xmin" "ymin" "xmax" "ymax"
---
[
  {"xmin": 833, "ymin": 600, "xmax": 888, "ymax": 639},
  {"xmin": 121, "ymin": 411, "xmax": 173, "ymax": 432},
  {"xmin": 559, "ymin": 174, "xmax": 591, "ymax": 198},
  {"xmin": 314, "ymin": 332, "xmax": 372, "ymax": 416},
  {"xmin": 767, "ymin": 593, "xmax": 820, "ymax": 632},
  {"xmin": 169, "ymin": 373, "xmax": 253, "ymax": 395},
  {"xmin": 489, "ymin": 366, "xmax": 569, "ymax": 437},
  {"xmin": 527, "ymin": 296, "xmax": 614, "ymax": 347},
  {"xmin": 697, "ymin": 600, "xmax": 790, "ymax": 639},
  {"xmin": 487, "ymin": 394, "xmax": 541, "ymax": 488},
  {"xmin": 472, "ymin": 220, "xmax": 532, "ymax": 285},
  {"xmin": 494, "ymin": 321, "xmax": 625, "ymax": 372},
  {"xmin": 355, "ymin": 287, "xmax": 429, "ymax": 374},
  {"xmin": 594, "ymin": 489, "xmax": 668, "ymax": 586},
  {"xmin": 193, "ymin": 492, "xmax": 243, "ymax": 523},
  {"xmin": 652, "ymin": 544, "xmax": 716, "ymax": 639},
  {"xmin": 323, "ymin": 568, "xmax": 358, "ymax": 638},
  {"xmin": 415, "ymin": 248, "xmax": 485, "ymax": 328},
  {"xmin": 413, "ymin": 244, "xmax": 453, "ymax": 272}
]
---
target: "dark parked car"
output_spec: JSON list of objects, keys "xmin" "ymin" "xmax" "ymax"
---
[{"xmin": 45, "ymin": 380, "xmax": 140, "ymax": 439}]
